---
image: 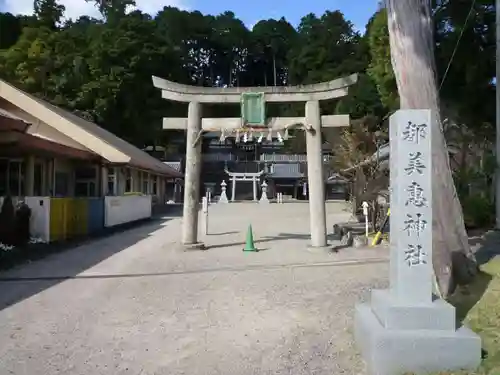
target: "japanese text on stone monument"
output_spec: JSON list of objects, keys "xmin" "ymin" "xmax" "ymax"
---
[
  {"xmin": 402, "ymin": 121, "xmax": 427, "ymax": 144},
  {"xmin": 401, "ymin": 121, "xmax": 429, "ymax": 267}
]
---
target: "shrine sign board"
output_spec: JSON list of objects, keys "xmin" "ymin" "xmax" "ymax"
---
[
  {"xmin": 241, "ymin": 92, "xmax": 266, "ymax": 127},
  {"xmin": 391, "ymin": 111, "xmax": 433, "ymax": 304}
]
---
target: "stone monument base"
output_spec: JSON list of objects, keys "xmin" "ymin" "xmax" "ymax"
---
[{"xmin": 355, "ymin": 289, "xmax": 481, "ymax": 375}]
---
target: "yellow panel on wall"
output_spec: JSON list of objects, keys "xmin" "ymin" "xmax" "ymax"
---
[
  {"xmin": 49, "ymin": 198, "xmax": 67, "ymax": 242},
  {"xmin": 67, "ymin": 199, "xmax": 77, "ymax": 239},
  {"xmin": 49, "ymin": 198, "xmax": 89, "ymax": 242},
  {"xmin": 71, "ymin": 198, "xmax": 88, "ymax": 238}
]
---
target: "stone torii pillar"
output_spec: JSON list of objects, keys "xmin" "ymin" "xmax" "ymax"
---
[
  {"xmin": 305, "ymin": 100, "xmax": 327, "ymax": 246},
  {"xmin": 252, "ymin": 175, "xmax": 258, "ymax": 201},
  {"xmin": 231, "ymin": 175, "xmax": 236, "ymax": 202},
  {"xmin": 152, "ymin": 74, "xmax": 358, "ymax": 250},
  {"xmin": 182, "ymin": 101, "xmax": 203, "ymax": 247}
]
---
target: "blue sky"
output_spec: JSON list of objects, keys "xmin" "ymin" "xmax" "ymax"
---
[
  {"xmin": 0, "ymin": 0, "xmax": 379, "ymax": 32},
  {"xmin": 193, "ymin": 0, "xmax": 379, "ymax": 31}
]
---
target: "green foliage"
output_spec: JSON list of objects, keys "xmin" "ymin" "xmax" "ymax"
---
[
  {"xmin": 462, "ymin": 195, "xmax": 495, "ymax": 229},
  {"xmin": 34, "ymin": 0, "xmax": 65, "ymax": 29},
  {"xmin": 86, "ymin": 0, "xmax": 136, "ymax": 24},
  {"xmin": 454, "ymin": 153, "xmax": 495, "ymax": 230},
  {"xmin": 366, "ymin": 8, "xmax": 398, "ymax": 111},
  {"xmin": 0, "ymin": 13, "xmax": 23, "ymax": 49},
  {"xmin": 0, "ymin": 0, "xmax": 495, "ymax": 158},
  {"xmin": 288, "ymin": 11, "xmax": 367, "ymax": 85},
  {"xmin": 366, "ymin": 2, "xmax": 495, "ymax": 129},
  {"xmin": 434, "ymin": 0, "xmax": 495, "ymax": 127},
  {"xmin": 250, "ymin": 17, "xmax": 296, "ymax": 86},
  {"xmin": 335, "ymin": 74, "xmax": 385, "ymax": 119}
]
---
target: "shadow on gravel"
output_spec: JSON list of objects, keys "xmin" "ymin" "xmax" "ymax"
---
[
  {"xmin": 207, "ymin": 232, "xmax": 353, "ymax": 253},
  {"xmin": 0, "ymin": 206, "xmax": 183, "ymax": 311},
  {"xmin": 206, "ymin": 232, "xmax": 311, "ymax": 250}
]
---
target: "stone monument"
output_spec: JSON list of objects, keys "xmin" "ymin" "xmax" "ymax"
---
[
  {"xmin": 354, "ymin": 110, "xmax": 481, "ymax": 375},
  {"xmin": 259, "ymin": 181, "xmax": 269, "ymax": 204},
  {"xmin": 219, "ymin": 180, "xmax": 229, "ymax": 203}
]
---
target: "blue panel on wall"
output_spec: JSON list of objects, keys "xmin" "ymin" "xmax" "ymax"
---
[{"xmin": 87, "ymin": 198, "xmax": 104, "ymax": 234}]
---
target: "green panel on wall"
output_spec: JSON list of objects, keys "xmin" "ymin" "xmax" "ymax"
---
[{"xmin": 241, "ymin": 92, "xmax": 265, "ymax": 126}]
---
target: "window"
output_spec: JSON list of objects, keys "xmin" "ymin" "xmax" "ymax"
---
[
  {"xmin": 88, "ymin": 181, "xmax": 95, "ymax": 196},
  {"xmin": 75, "ymin": 180, "xmax": 96, "ymax": 197},
  {"xmin": 34, "ymin": 162, "xmax": 44, "ymax": 196},
  {"xmin": 107, "ymin": 167, "xmax": 116, "ymax": 196},
  {"xmin": 74, "ymin": 166, "xmax": 97, "ymax": 197},
  {"xmin": 9, "ymin": 161, "xmax": 20, "ymax": 194},
  {"xmin": 54, "ymin": 172, "xmax": 69, "ymax": 197},
  {"xmin": 142, "ymin": 173, "xmax": 149, "ymax": 194},
  {"xmin": 125, "ymin": 169, "xmax": 132, "ymax": 192},
  {"xmin": 0, "ymin": 159, "xmax": 7, "ymax": 196},
  {"xmin": 74, "ymin": 166, "xmax": 96, "ymax": 180},
  {"xmin": 152, "ymin": 177, "xmax": 158, "ymax": 195},
  {"xmin": 0, "ymin": 160, "xmax": 26, "ymax": 197},
  {"xmin": 74, "ymin": 181, "xmax": 90, "ymax": 197}
]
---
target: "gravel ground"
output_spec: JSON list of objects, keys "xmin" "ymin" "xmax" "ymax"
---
[{"xmin": 0, "ymin": 202, "xmax": 388, "ymax": 375}]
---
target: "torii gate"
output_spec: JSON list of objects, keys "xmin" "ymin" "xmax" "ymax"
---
[
  {"xmin": 224, "ymin": 169, "xmax": 264, "ymax": 202},
  {"xmin": 152, "ymin": 74, "xmax": 358, "ymax": 250}
]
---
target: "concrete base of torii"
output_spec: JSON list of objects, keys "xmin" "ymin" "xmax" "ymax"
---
[
  {"xmin": 180, "ymin": 242, "xmax": 207, "ymax": 251},
  {"xmin": 355, "ymin": 289, "xmax": 481, "ymax": 375},
  {"xmin": 306, "ymin": 245, "xmax": 332, "ymax": 254}
]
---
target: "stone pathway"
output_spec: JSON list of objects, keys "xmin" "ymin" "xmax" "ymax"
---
[{"xmin": 0, "ymin": 202, "xmax": 388, "ymax": 375}]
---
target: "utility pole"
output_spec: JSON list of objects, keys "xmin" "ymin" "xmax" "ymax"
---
[{"xmin": 496, "ymin": 0, "xmax": 500, "ymax": 228}]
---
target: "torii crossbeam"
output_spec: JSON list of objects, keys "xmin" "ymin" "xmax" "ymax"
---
[{"xmin": 152, "ymin": 74, "xmax": 358, "ymax": 250}]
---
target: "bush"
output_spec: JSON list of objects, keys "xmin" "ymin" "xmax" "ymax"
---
[
  {"xmin": 15, "ymin": 202, "xmax": 31, "ymax": 246},
  {"xmin": 0, "ymin": 197, "xmax": 32, "ymax": 246},
  {"xmin": 0, "ymin": 196, "xmax": 16, "ymax": 245},
  {"xmin": 462, "ymin": 195, "xmax": 494, "ymax": 229}
]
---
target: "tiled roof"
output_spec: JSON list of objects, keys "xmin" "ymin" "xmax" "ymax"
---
[
  {"xmin": 0, "ymin": 79, "xmax": 182, "ymax": 177},
  {"xmin": 0, "ymin": 108, "xmax": 25, "ymax": 121},
  {"xmin": 163, "ymin": 161, "xmax": 182, "ymax": 171}
]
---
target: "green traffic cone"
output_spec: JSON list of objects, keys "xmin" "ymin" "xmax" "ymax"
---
[{"xmin": 243, "ymin": 224, "xmax": 258, "ymax": 252}]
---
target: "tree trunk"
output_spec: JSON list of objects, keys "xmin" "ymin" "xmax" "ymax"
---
[
  {"xmin": 386, "ymin": 0, "xmax": 478, "ymax": 298},
  {"xmin": 273, "ymin": 53, "xmax": 277, "ymax": 86}
]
